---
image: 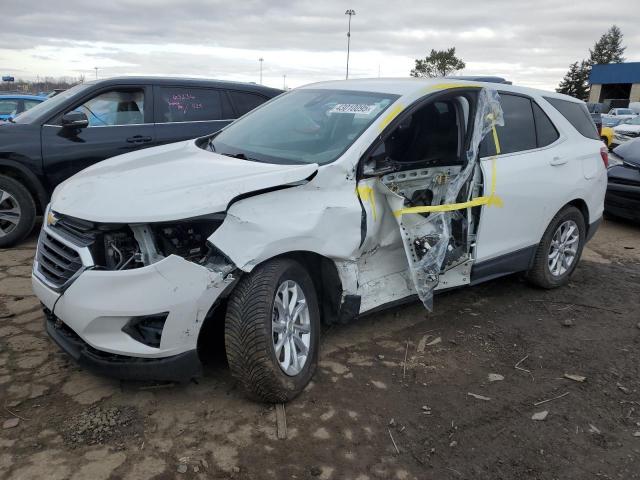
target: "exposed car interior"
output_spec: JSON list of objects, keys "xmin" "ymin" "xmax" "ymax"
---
[{"xmin": 367, "ymin": 91, "xmax": 481, "ymax": 278}]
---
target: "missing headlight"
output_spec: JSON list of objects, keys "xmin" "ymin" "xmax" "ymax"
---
[
  {"xmin": 104, "ymin": 230, "xmax": 143, "ymax": 270},
  {"xmin": 152, "ymin": 219, "xmax": 223, "ymax": 263}
]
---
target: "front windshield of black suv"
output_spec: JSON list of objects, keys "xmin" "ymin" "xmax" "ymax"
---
[
  {"xmin": 208, "ymin": 88, "xmax": 399, "ymax": 165},
  {"xmin": 12, "ymin": 83, "xmax": 92, "ymax": 124}
]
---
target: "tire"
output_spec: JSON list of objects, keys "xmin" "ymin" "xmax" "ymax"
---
[
  {"xmin": 225, "ymin": 258, "xmax": 320, "ymax": 403},
  {"xmin": 0, "ymin": 175, "xmax": 36, "ymax": 248},
  {"xmin": 526, "ymin": 206, "xmax": 586, "ymax": 289}
]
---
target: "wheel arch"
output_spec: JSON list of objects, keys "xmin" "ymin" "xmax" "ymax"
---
[
  {"xmin": 196, "ymin": 250, "xmax": 347, "ymax": 358},
  {"xmin": 266, "ymin": 251, "xmax": 346, "ymax": 325},
  {"xmin": 0, "ymin": 159, "xmax": 49, "ymax": 213},
  {"xmin": 566, "ymin": 198, "xmax": 589, "ymax": 227}
]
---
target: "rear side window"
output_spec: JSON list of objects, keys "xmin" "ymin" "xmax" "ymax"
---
[
  {"xmin": 544, "ymin": 97, "xmax": 599, "ymax": 140},
  {"xmin": 156, "ymin": 87, "xmax": 224, "ymax": 123},
  {"xmin": 532, "ymin": 102, "xmax": 559, "ymax": 147},
  {"xmin": 228, "ymin": 91, "xmax": 267, "ymax": 116},
  {"xmin": 480, "ymin": 93, "xmax": 537, "ymax": 156}
]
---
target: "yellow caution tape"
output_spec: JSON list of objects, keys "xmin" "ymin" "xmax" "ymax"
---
[
  {"xmin": 378, "ymin": 103, "xmax": 404, "ymax": 132},
  {"xmin": 393, "ymin": 122, "xmax": 503, "ymax": 217},
  {"xmin": 356, "ymin": 185, "xmax": 377, "ymax": 221},
  {"xmin": 421, "ymin": 82, "xmax": 481, "ymax": 94}
]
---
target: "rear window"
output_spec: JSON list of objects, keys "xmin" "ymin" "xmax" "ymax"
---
[
  {"xmin": 156, "ymin": 87, "xmax": 228, "ymax": 123},
  {"xmin": 228, "ymin": 91, "xmax": 267, "ymax": 116},
  {"xmin": 544, "ymin": 97, "xmax": 599, "ymax": 140},
  {"xmin": 480, "ymin": 93, "xmax": 537, "ymax": 156}
]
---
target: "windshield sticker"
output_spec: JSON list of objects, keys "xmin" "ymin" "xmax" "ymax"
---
[{"xmin": 329, "ymin": 104, "xmax": 376, "ymax": 115}]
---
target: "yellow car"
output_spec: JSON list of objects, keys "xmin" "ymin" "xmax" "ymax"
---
[
  {"xmin": 600, "ymin": 118, "xmax": 628, "ymax": 150},
  {"xmin": 601, "ymin": 126, "xmax": 614, "ymax": 149}
]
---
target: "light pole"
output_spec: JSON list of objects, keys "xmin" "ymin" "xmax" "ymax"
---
[
  {"xmin": 258, "ymin": 57, "xmax": 264, "ymax": 84},
  {"xmin": 94, "ymin": 67, "xmax": 98, "ymax": 79},
  {"xmin": 345, "ymin": 9, "xmax": 356, "ymax": 80},
  {"xmin": 283, "ymin": 74, "xmax": 286, "ymax": 90}
]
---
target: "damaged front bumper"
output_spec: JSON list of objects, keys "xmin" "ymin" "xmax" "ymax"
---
[
  {"xmin": 32, "ymin": 226, "xmax": 235, "ymax": 381},
  {"xmin": 44, "ymin": 309, "xmax": 202, "ymax": 382}
]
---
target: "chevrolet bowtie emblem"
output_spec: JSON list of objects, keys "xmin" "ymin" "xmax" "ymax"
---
[{"xmin": 47, "ymin": 211, "xmax": 59, "ymax": 226}]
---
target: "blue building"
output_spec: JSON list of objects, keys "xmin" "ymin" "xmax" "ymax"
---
[{"xmin": 588, "ymin": 62, "xmax": 640, "ymax": 105}]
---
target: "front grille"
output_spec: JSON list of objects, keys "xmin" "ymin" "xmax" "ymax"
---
[
  {"xmin": 36, "ymin": 231, "xmax": 84, "ymax": 289},
  {"xmin": 621, "ymin": 131, "xmax": 639, "ymax": 138},
  {"xmin": 53, "ymin": 215, "xmax": 97, "ymax": 246}
]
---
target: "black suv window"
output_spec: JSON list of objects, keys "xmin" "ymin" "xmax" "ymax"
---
[
  {"xmin": 74, "ymin": 89, "xmax": 145, "ymax": 127},
  {"xmin": 543, "ymin": 97, "xmax": 599, "ymax": 140},
  {"xmin": 156, "ymin": 87, "xmax": 224, "ymax": 123},
  {"xmin": 532, "ymin": 102, "xmax": 559, "ymax": 147},
  {"xmin": 480, "ymin": 94, "xmax": 559, "ymax": 156},
  {"xmin": 228, "ymin": 91, "xmax": 267, "ymax": 116}
]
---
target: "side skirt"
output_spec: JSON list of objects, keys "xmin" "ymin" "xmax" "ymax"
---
[{"xmin": 470, "ymin": 245, "xmax": 537, "ymax": 286}]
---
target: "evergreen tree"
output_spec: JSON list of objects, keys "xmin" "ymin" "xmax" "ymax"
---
[
  {"xmin": 556, "ymin": 61, "xmax": 590, "ymax": 100},
  {"xmin": 588, "ymin": 25, "xmax": 626, "ymax": 65}
]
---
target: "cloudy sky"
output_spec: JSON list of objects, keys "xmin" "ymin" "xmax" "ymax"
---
[{"xmin": 1, "ymin": 0, "xmax": 639, "ymax": 91}]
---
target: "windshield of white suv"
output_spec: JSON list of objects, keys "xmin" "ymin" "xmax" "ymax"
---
[
  {"xmin": 623, "ymin": 116, "xmax": 640, "ymax": 125},
  {"xmin": 615, "ymin": 109, "xmax": 634, "ymax": 115},
  {"xmin": 12, "ymin": 83, "xmax": 92, "ymax": 124},
  {"xmin": 207, "ymin": 89, "xmax": 399, "ymax": 165}
]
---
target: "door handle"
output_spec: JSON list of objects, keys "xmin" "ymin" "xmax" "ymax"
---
[
  {"xmin": 126, "ymin": 135, "xmax": 152, "ymax": 144},
  {"xmin": 549, "ymin": 156, "xmax": 567, "ymax": 166}
]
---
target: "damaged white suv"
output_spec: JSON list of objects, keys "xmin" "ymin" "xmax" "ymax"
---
[{"xmin": 32, "ymin": 79, "xmax": 607, "ymax": 402}]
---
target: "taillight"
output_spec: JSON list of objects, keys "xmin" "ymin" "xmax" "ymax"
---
[{"xmin": 600, "ymin": 146, "xmax": 609, "ymax": 168}]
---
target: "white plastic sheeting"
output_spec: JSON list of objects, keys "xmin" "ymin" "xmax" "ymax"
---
[{"xmin": 386, "ymin": 88, "xmax": 504, "ymax": 309}]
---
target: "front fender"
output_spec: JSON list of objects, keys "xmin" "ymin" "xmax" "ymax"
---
[{"xmin": 209, "ymin": 181, "xmax": 363, "ymax": 272}]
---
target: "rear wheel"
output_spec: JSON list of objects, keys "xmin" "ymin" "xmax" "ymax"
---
[
  {"xmin": 526, "ymin": 206, "xmax": 586, "ymax": 288},
  {"xmin": 225, "ymin": 258, "xmax": 320, "ymax": 402},
  {"xmin": 0, "ymin": 175, "xmax": 36, "ymax": 248}
]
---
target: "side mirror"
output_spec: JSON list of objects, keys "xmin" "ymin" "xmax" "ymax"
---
[{"xmin": 61, "ymin": 111, "xmax": 88, "ymax": 129}]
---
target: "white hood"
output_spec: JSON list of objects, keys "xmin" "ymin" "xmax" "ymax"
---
[
  {"xmin": 614, "ymin": 124, "xmax": 640, "ymax": 134},
  {"xmin": 51, "ymin": 140, "xmax": 318, "ymax": 223}
]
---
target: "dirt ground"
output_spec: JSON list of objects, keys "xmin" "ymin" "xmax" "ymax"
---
[{"xmin": 1, "ymin": 218, "xmax": 639, "ymax": 480}]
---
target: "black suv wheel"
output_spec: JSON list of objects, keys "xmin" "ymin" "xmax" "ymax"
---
[{"xmin": 0, "ymin": 175, "xmax": 36, "ymax": 248}]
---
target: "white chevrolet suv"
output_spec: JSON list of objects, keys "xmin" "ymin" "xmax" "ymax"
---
[{"xmin": 32, "ymin": 79, "xmax": 607, "ymax": 402}]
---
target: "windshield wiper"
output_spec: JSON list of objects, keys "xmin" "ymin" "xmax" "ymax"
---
[{"xmin": 221, "ymin": 152, "xmax": 263, "ymax": 162}]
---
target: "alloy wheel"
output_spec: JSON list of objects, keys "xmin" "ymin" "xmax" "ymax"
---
[
  {"xmin": 0, "ymin": 189, "xmax": 21, "ymax": 238},
  {"xmin": 271, "ymin": 280, "xmax": 311, "ymax": 376},
  {"xmin": 548, "ymin": 220, "xmax": 580, "ymax": 277}
]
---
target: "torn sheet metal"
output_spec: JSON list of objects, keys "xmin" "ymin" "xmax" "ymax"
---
[
  {"xmin": 384, "ymin": 88, "xmax": 504, "ymax": 310},
  {"xmin": 209, "ymin": 163, "xmax": 364, "ymax": 273}
]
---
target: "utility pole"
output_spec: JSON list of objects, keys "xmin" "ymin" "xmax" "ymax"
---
[
  {"xmin": 345, "ymin": 9, "xmax": 356, "ymax": 80},
  {"xmin": 94, "ymin": 67, "xmax": 98, "ymax": 79},
  {"xmin": 259, "ymin": 58, "xmax": 264, "ymax": 84},
  {"xmin": 283, "ymin": 74, "xmax": 286, "ymax": 90}
]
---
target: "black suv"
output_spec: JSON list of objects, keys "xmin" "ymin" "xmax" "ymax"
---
[{"xmin": 0, "ymin": 77, "xmax": 281, "ymax": 247}]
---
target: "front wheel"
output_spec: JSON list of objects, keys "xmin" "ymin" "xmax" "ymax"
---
[
  {"xmin": 225, "ymin": 258, "xmax": 320, "ymax": 402},
  {"xmin": 526, "ymin": 206, "xmax": 586, "ymax": 288},
  {"xmin": 0, "ymin": 175, "xmax": 36, "ymax": 248}
]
